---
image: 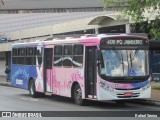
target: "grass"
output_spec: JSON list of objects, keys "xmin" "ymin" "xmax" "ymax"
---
[{"xmin": 152, "ymin": 85, "xmax": 160, "ymax": 90}]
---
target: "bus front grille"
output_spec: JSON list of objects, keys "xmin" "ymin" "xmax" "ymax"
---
[
  {"xmin": 116, "ymin": 93, "xmax": 140, "ymax": 98},
  {"xmin": 115, "ymin": 88, "xmax": 141, "ymax": 90}
]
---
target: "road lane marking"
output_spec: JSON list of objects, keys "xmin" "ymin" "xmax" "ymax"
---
[{"xmin": 20, "ymin": 97, "xmax": 39, "ymax": 102}]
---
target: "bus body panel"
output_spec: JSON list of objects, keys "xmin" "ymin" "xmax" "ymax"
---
[
  {"xmin": 33, "ymin": 59, "xmax": 44, "ymax": 93},
  {"xmin": 43, "ymin": 43, "xmax": 86, "ymax": 98},
  {"xmin": 79, "ymin": 38, "xmax": 100, "ymax": 46},
  {"xmin": 11, "ymin": 65, "xmax": 37, "ymax": 90},
  {"xmin": 51, "ymin": 67, "xmax": 85, "ymax": 97},
  {"xmin": 96, "ymin": 74, "xmax": 151, "ymax": 100},
  {"xmin": 11, "ymin": 34, "xmax": 151, "ymax": 103},
  {"xmin": 11, "ymin": 64, "xmax": 44, "ymax": 93},
  {"xmin": 11, "ymin": 42, "xmax": 45, "ymax": 93}
]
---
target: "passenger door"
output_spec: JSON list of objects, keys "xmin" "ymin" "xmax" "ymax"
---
[
  {"xmin": 85, "ymin": 46, "xmax": 97, "ymax": 98},
  {"xmin": 43, "ymin": 48, "xmax": 53, "ymax": 93}
]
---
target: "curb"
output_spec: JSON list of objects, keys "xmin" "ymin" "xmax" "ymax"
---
[
  {"xmin": 0, "ymin": 82, "xmax": 12, "ymax": 87},
  {"xmin": 146, "ymin": 100, "xmax": 160, "ymax": 106},
  {"xmin": 118, "ymin": 99, "xmax": 160, "ymax": 106}
]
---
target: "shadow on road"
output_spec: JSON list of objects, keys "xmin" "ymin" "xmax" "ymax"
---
[{"xmin": 18, "ymin": 93, "xmax": 131, "ymax": 109}]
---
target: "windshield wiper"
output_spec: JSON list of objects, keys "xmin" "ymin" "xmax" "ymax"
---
[
  {"xmin": 129, "ymin": 47, "xmax": 139, "ymax": 73},
  {"xmin": 129, "ymin": 52, "xmax": 133, "ymax": 69},
  {"xmin": 131, "ymin": 47, "xmax": 139, "ymax": 61},
  {"xmin": 121, "ymin": 53, "xmax": 124, "ymax": 75},
  {"xmin": 126, "ymin": 50, "xmax": 130, "ymax": 76},
  {"xmin": 129, "ymin": 47, "xmax": 140, "ymax": 76},
  {"xmin": 113, "ymin": 47, "xmax": 123, "ymax": 64},
  {"xmin": 112, "ymin": 47, "xmax": 124, "ymax": 74}
]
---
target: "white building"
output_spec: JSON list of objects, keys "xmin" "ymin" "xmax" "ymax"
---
[{"xmin": 0, "ymin": 0, "xmax": 129, "ymax": 76}]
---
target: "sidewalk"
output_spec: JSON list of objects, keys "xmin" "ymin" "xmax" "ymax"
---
[
  {"xmin": 150, "ymin": 81, "xmax": 160, "ymax": 102},
  {"xmin": 0, "ymin": 76, "xmax": 11, "ymax": 87},
  {"xmin": 0, "ymin": 76, "xmax": 160, "ymax": 104}
]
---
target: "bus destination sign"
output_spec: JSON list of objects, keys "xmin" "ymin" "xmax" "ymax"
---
[
  {"xmin": 100, "ymin": 38, "xmax": 148, "ymax": 47},
  {"xmin": 106, "ymin": 39, "xmax": 143, "ymax": 45}
]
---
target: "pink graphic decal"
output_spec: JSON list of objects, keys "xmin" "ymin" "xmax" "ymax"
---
[
  {"xmin": 46, "ymin": 69, "xmax": 52, "ymax": 91},
  {"xmin": 35, "ymin": 42, "xmax": 44, "ymax": 92},
  {"xmin": 52, "ymin": 68, "xmax": 84, "ymax": 97},
  {"xmin": 35, "ymin": 65, "xmax": 44, "ymax": 92},
  {"xmin": 71, "ymin": 73, "xmax": 83, "ymax": 81},
  {"xmin": 53, "ymin": 81, "xmax": 71, "ymax": 90},
  {"xmin": 98, "ymin": 79, "xmax": 134, "ymax": 89},
  {"xmin": 51, "ymin": 67, "xmax": 72, "ymax": 95},
  {"xmin": 115, "ymin": 84, "xmax": 133, "ymax": 89},
  {"xmin": 97, "ymin": 73, "xmax": 147, "ymax": 90},
  {"xmin": 36, "ymin": 82, "xmax": 43, "ymax": 92},
  {"xmin": 79, "ymin": 38, "xmax": 100, "ymax": 46},
  {"xmin": 71, "ymin": 69, "xmax": 84, "ymax": 88}
]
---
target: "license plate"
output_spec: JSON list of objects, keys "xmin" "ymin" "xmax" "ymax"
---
[{"xmin": 124, "ymin": 92, "xmax": 133, "ymax": 96}]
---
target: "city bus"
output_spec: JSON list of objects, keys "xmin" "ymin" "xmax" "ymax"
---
[
  {"xmin": 11, "ymin": 34, "xmax": 151, "ymax": 105},
  {"xmin": 150, "ymin": 40, "xmax": 160, "ymax": 82}
]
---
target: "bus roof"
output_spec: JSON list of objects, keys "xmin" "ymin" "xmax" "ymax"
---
[{"xmin": 12, "ymin": 34, "xmax": 148, "ymax": 47}]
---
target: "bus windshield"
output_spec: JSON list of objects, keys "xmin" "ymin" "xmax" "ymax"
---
[{"xmin": 100, "ymin": 49, "xmax": 149, "ymax": 77}]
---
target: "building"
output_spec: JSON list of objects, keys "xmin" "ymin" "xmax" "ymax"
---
[{"xmin": 0, "ymin": 0, "xmax": 129, "ymax": 76}]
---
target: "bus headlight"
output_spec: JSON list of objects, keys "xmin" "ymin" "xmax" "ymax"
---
[
  {"xmin": 99, "ymin": 81, "xmax": 105, "ymax": 88},
  {"xmin": 104, "ymin": 86, "xmax": 109, "ymax": 90},
  {"xmin": 99, "ymin": 81, "xmax": 114, "ymax": 92},
  {"xmin": 109, "ymin": 87, "xmax": 114, "ymax": 92}
]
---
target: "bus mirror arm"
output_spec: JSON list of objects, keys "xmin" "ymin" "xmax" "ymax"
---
[
  {"xmin": 96, "ymin": 50, "xmax": 101, "ymax": 66},
  {"xmin": 97, "ymin": 60, "xmax": 101, "ymax": 66},
  {"xmin": 96, "ymin": 50, "xmax": 100, "ymax": 60}
]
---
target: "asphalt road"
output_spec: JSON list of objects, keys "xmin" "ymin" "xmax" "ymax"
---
[
  {"xmin": 0, "ymin": 85, "xmax": 160, "ymax": 119},
  {"xmin": 0, "ymin": 85, "xmax": 159, "ymax": 111}
]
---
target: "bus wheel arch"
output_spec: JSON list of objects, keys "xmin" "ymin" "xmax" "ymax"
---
[
  {"xmin": 28, "ymin": 78, "xmax": 38, "ymax": 98},
  {"xmin": 71, "ymin": 82, "xmax": 78, "ymax": 99},
  {"xmin": 28, "ymin": 77, "xmax": 34, "ymax": 90},
  {"xmin": 71, "ymin": 82, "xmax": 85, "ymax": 106}
]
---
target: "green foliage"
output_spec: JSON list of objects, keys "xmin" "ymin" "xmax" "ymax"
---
[
  {"xmin": 100, "ymin": 0, "xmax": 160, "ymax": 40},
  {"xmin": 149, "ymin": 22, "xmax": 160, "ymax": 40},
  {"xmin": 152, "ymin": 85, "xmax": 160, "ymax": 90}
]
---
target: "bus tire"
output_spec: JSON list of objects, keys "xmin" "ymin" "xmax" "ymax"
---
[
  {"xmin": 74, "ymin": 84, "xmax": 85, "ymax": 106},
  {"xmin": 29, "ymin": 79, "xmax": 38, "ymax": 98}
]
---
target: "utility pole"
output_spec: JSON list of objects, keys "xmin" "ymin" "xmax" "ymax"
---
[{"xmin": 126, "ymin": 23, "xmax": 131, "ymax": 34}]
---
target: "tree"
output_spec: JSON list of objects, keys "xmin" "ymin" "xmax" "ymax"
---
[{"xmin": 100, "ymin": 0, "xmax": 160, "ymax": 40}]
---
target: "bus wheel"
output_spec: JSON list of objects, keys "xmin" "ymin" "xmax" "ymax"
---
[
  {"xmin": 29, "ymin": 79, "xmax": 38, "ymax": 98},
  {"xmin": 74, "ymin": 84, "xmax": 85, "ymax": 105}
]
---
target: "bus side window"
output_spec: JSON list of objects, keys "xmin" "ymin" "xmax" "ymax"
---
[
  {"xmin": 20, "ymin": 48, "xmax": 25, "ymax": 65},
  {"xmin": 63, "ymin": 45, "xmax": 73, "ymax": 67},
  {"xmin": 12, "ymin": 48, "xmax": 18, "ymax": 64},
  {"xmin": 12, "ymin": 48, "xmax": 18, "ymax": 56},
  {"xmin": 54, "ymin": 45, "xmax": 62, "ymax": 67},
  {"xmin": 36, "ymin": 47, "xmax": 42, "ymax": 66},
  {"xmin": 73, "ymin": 44, "xmax": 83, "ymax": 67},
  {"xmin": 25, "ymin": 48, "xmax": 34, "ymax": 65},
  {"xmin": 16, "ymin": 48, "xmax": 25, "ymax": 65}
]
